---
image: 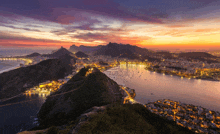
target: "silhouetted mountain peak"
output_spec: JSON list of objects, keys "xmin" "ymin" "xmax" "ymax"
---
[
  {"xmin": 69, "ymin": 45, "xmax": 103, "ymax": 53},
  {"xmin": 94, "ymin": 42, "xmax": 151, "ymax": 59},
  {"xmin": 75, "ymin": 51, "xmax": 88, "ymax": 58},
  {"xmin": 25, "ymin": 52, "xmax": 41, "ymax": 57},
  {"xmin": 50, "ymin": 47, "xmax": 72, "ymax": 58},
  {"xmin": 58, "ymin": 53, "xmax": 76, "ymax": 65}
]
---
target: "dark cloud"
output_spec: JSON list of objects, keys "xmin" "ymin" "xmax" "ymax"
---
[
  {"xmin": 0, "ymin": 24, "xmax": 41, "ymax": 32},
  {"xmin": 0, "ymin": 0, "xmax": 219, "ymax": 28},
  {"xmin": 0, "ymin": 0, "xmax": 164, "ymax": 24},
  {"xmin": 25, "ymin": 24, "xmax": 43, "ymax": 28},
  {"xmin": 72, "ymin": 31, "xmax": 152, "ymax": 44},
  {"xmin": 50, "ymin": 21, "xmax": 130, "ymax": 37},
  {"xmin": 73, "ymin": 32, "xmax": 108, "ymax": 41},
  {"xmin": 50, "ymin": 30, "xmax": 70, "ymax": 36}
]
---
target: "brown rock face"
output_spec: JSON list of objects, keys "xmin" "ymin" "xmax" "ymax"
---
[{"xmin": 37, "ymin": 67, "xmax": 123, "ymax": 128}]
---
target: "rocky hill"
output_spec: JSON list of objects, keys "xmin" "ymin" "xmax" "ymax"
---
[
  {"xmin": 94, "ymin": 42, "xmax": 152, "ymax": 59},
  {"xmin": 58, "ymin": 53, "xmax": 77, "ymax": 65},
  {"xmin": 69, "ymin": 45, "xmax": 103, "ymax": 53},
  {"xmin": 37, "ymin": 67, "xmax": 124, "ymax": 128},
  {"xmin": 30, "ymin": 103, "xmax": 195, "ymax": 134},
  {"xmin": 156, "ymin": 51, "xmax": 175, "ymax": 59},
  {"xmin": 25, "ymin": 67, "xmax": 196, "ymax": 134},
  {"xmin": 0, "ymin": 59, "xmax": 73, "ymax": 99},
  {"xmin": 25, "ymin": 52, "xmax": 41, "ymax": 57},
  {"xmin": 75, "ymin": 51, "xmax": 89, "ymax": 58},
  {"xmin": 42, "ymin": 46, "xmax": 73, "ymax": 58},
  {"xmin": 178, "ymin": 52, "xmax": 219, "ymax": 63},
  {"xmin": 178, "ymin": 52, "xmax": 217, "ymax": 59}
]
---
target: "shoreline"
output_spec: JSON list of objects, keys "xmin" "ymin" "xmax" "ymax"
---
[
  {"xmin": 0, "ymin": 64, "xmax": 117, "ymax": 104},
  {"xmin": 0, "ymin": 93, "xmax": 24, "ymax": 103},
  {"xmin": 145, "ymin": 68, "xmax": 220, "ymax": 82},
  {"xmin": 0, "ymin": 60, "xmax": 25, "ymax": 74}
]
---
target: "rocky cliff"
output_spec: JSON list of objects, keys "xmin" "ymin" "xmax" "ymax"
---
[
  {"xmin": 69, "ymin": 45, "xmax": 103, "ymax": 54},
  {"xmin": 37, "ymin": 67, "xmax": 124, "ymax": 128},
  {"xmin": 0, "ymin": 59, "xmax": 73, "ymax": 99}
]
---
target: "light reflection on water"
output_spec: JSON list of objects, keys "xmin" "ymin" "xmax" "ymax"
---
[
  {"xmin": 0, "ymin": 94, "xmax": 46, "ymax": 134},
  {"xmin": 104, "ymin": 63, "xmax": 220, "ymax": 112}
]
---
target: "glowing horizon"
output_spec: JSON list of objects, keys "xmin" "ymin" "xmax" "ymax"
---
[{"xmin": 0, "ymin": 0, "xmax": 220, "ymax": 51}]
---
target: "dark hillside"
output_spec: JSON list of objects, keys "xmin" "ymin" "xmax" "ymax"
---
[
  {"xmin": 94, "ymin": 42, "xmax": 151, "ymax": 58},
  {"xmin": 73, "ymin": 104, "xmax": 196, "ymax": 134},
  {"xmin": 37, "ymin": 67, "xmax": 123, "ymax": 128},
  {"xmin": 178, "ymin": 52, "xmax": 219, "ymax": 63},
  {"xmin": 25, "ymin": 52, "xmax": 41, "ymax": 57},
  {"xmin": 0, "ymin": 59, "xmax": 73, "ymax": 99},
  {"xmin": 75, "ymin": 51, "xmax": 89, "ymax": 58}
]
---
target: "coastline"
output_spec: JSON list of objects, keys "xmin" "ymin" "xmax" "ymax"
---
[
  {"xmin": 145, "ymin": 67, "xmax": 220, "ymax": 82},
  {"xmin": 0, "ymin": 60, "xmax": 25, "ymax": 74},
  {"xmin": 0, "ymin": 93, "xmax": 24, "ymax": 103}
]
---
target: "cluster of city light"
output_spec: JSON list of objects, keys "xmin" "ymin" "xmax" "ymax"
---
[
  {"xmin": 146, "ymin": 99, "xmax": 220, "ymax": 133},
  {"xmin": 147, "ymin": 65, "xmax": 220, "ymax": 81},
  {"xmin": 85, "ymin": 67, "xmax": 94, "ymax": 76},
  {"xmin": 0, "ymin": 57, "xmax": 33, "ymax": 65},
  {"xmin": 25, "ymin": 80, "xmax": 64, "ymax": 96}
]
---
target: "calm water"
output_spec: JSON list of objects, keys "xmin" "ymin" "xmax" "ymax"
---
[
  {"xmin": 104, "ymin": 63, "xmax": 220, "ymax": 112},
  {"xmin": 0, "ymin": 61, "xmax": 22, "ymax": 74},
  {"xmin": 0, "ymin": 48, "xmax": 53, "ymax": 133},
  {"xmin": 0, "ymin": 94, "xmax": 46, "ymax": 134},
  {"xmin": 0, "ymin": 48, "xmax": 53, "ymax": 74},
  {"xmin": 0, "ymin": 62, "xmax": 220, "ymax": 133}
]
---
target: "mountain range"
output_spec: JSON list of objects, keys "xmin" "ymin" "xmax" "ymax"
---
[
  {"xmin": 94, "ymin": 42, "xmax": 152, "ymax": 58},
  {"xmin": 42, "ymin": 46, "xmax": 73, "ymax": 58},
  {"xmin": 21, "ymin": 43, "xmax": 220, "ymax": 63},
  {"xmin": 69, "ymin": 45, "xmax": 102, "ymax": 54}
]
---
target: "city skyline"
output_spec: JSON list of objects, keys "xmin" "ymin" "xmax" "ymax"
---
[{"xmin": 1, "ymin": 0, "xmax": 220, "ymax": 51}]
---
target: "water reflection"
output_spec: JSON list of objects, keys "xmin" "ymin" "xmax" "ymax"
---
[
  {"xmin": 104, "ymin": 63, "xmax": 220, "ymax": 112},
  {"xmin": 0, "ymin": 94, "xmax": 46, "ymax": 134}
]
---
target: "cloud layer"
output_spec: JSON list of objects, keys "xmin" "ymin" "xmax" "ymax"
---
[{"xmin": 0, "ymin": 0, "xmax": 220, "ymax": 49}]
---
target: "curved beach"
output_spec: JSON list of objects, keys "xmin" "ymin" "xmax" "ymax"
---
[{"xmin": 0, "ymin": 60, "xmax": 25, "ymax": 74}]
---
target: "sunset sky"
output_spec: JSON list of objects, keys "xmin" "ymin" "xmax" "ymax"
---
[{"xmin": 1, "ymin": 0, "xmax": 220, "ymax": 51}]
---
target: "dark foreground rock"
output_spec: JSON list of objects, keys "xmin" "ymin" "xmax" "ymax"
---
[
  {"xmin": 30, "ymin": 104, "xmax": 196, "ymax": 134},
  {"xmin": 37, "ymin": 67, "xmax": 124, "ymax": 128},
  {"xmin": 0, "ymin": 59, "xmax": 73, "ymax": 99}
]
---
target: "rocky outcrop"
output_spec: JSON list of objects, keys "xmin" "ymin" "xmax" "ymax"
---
[
  {"xmin": 69, "ymin": 45, "xmax": 103, "ymax": 53},
  {"xmin": 25, "ymin": 52, "xmax": 41, "ymax": 57},
  {"xmin": 58, "ymin": 53, "xmax": 76, "ymax": 65},
  {"xmin": 72, "ymin": 105, "xmax": 107, "ymax": 134},
  {"xmin": 75, "ymin": 51, "xmax": 88, "ymax": 58},
  {"xmin": 42, "ymin": 46, "xmax": 73, "ymax": 58},
  {"xmin": 0, "ymin": 59, "xmax": 73, "ymax": 99},
  {"xmin": 94, "ymin": 42, "xmax": 152, "ymax": 58},
  {"xmin": 37, "ymin": 67, "xmax": 124, "ymax": 128}
]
